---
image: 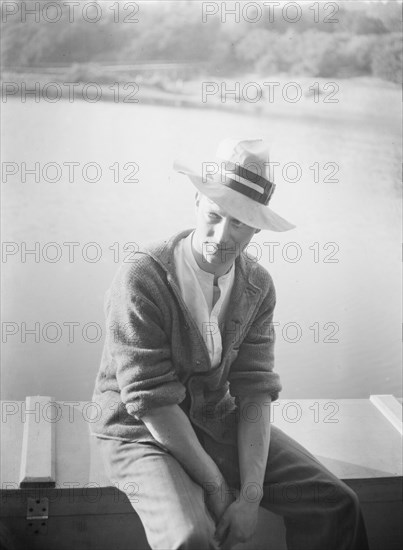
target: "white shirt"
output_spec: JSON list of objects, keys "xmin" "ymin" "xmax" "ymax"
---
[{"xmin": 173, "ymin": 231, "xmax": 235, "ymax": 368}]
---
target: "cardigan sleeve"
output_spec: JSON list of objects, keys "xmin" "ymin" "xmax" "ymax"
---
[
  {"xmin": 105, "ymin": 264, "xmax": 187, "ymax": 419},
  {"xmin": 228, "ymin": 279, "xmax": 282, "ymax": 401}
]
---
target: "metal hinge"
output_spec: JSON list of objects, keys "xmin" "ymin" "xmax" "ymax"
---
[{"xmin": 26, "ymin": 496, "xmax": 48, "ymax": 535}]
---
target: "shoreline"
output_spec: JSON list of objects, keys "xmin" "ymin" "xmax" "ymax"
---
[{"xmin": 1, "ymin": 70, "xmax": 400, "ymax": 128}]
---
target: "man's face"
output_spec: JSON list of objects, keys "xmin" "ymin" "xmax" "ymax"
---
[{"xmin": 193, "ymin": 193, "xmax": 258, "ymax": 270}]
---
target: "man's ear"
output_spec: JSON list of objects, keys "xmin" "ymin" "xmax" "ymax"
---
[{"xmin": 195, "ymin": 191, "xmax": 201, "ymax": 208}]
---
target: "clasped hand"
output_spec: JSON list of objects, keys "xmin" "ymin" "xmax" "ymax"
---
[{"xmin": 208, "ymin": 487, "xmax": 259, "ymax": 549}]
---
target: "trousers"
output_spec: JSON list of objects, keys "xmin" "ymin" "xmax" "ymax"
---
[{"xmin": 96, "ymin": 424, "xmax": 369, "ymax": 550}]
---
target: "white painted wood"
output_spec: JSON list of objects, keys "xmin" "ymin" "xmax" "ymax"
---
[
  {"xmin": 370, "ymin": 394, "xmax": 403, "ymax": 436},
  {"xmin": 271, "ymin": 399, "xmax": 403, "ymax": 478},
  {"xmin": 19, "ymin": 395, "xmax": 56, "ymax": 487}
]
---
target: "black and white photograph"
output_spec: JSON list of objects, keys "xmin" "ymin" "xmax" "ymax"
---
[{"xmin": 1, "ymin": 1, "xmax": 402, "ymax": 549}]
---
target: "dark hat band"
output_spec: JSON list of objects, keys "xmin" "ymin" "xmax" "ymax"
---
[{"xmin": 215, "ymin": 160, "xmax": 276, "ymax": 205}]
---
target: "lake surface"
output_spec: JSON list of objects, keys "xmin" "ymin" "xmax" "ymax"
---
[{"xmin": 2, "ymin": 84, "xmax": 401, "ymax": 401}]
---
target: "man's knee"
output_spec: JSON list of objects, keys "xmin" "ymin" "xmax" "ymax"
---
[
  {"xmin": 341, "ymin": 484, "xmax": 360, "ymax": 511},
  {"xmin": 312, "ymin": 478, "xmax": 360, "ymax": 521},
  {"xmin": 338, "ymin": 484, "xmax": 362, "ymax": 531},
  {"xmin": 319, "ymin": 480, "xmax": 361, "ymax": 532},
  {"xmin": 334, "ymin": 482, "xmax": 360, "ymax": 516}
]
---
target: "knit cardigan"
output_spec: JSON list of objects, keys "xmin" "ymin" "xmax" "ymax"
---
[{"xmin": 90, "ymin": 229, "xmax": 282, "ymax": 446}]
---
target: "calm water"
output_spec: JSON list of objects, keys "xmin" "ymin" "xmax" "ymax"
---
[{"xmin": 2, "ymin": 89, "xmax": 401, "ymax": 401}]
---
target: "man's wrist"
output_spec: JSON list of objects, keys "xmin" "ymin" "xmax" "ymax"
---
[{"xmin": 239, "ymin": 481, "xmax": 263, "ymax": 508}]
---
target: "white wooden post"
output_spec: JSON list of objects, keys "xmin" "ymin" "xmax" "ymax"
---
[
  {"xmin": 370, "ymin": 394, "xmax": 403, "ymax": 436},
  {"xmin": 19, "ymin": 396, "xmax": 56, "ymax": 488}
]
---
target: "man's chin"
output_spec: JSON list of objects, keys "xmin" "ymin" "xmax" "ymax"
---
[{"xmin": 201, "ymin": 254, "xmax": 222, "ymax": 265}]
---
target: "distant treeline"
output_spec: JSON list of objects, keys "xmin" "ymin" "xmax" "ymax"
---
[{"xmin": 1, "ymin": 1, "xmax": 401, "ymax": 83}]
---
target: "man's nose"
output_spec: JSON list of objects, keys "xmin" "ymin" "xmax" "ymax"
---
[{"xmin": 213, "ymin": 219, "xmax": 231, "ymax": 245}]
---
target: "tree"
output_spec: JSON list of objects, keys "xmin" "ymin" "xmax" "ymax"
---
[{"xmin": 371, "ymin": 33, "xmax": 402, "ymax": 84}]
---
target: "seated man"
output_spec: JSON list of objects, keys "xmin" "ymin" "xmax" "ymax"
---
[{"xmin": 90, "ymin": 139, "xmax": 369, "ymax": 550}]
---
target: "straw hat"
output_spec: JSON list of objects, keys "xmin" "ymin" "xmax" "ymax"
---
[{"xmin": 174, "ymin": 138, "xmax": 295, "ymax": 231}]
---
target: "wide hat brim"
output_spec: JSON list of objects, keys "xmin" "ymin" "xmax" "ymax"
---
[{"xmin": 174, "ymin": 160, "xmax": 296, "ymax": 232}]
